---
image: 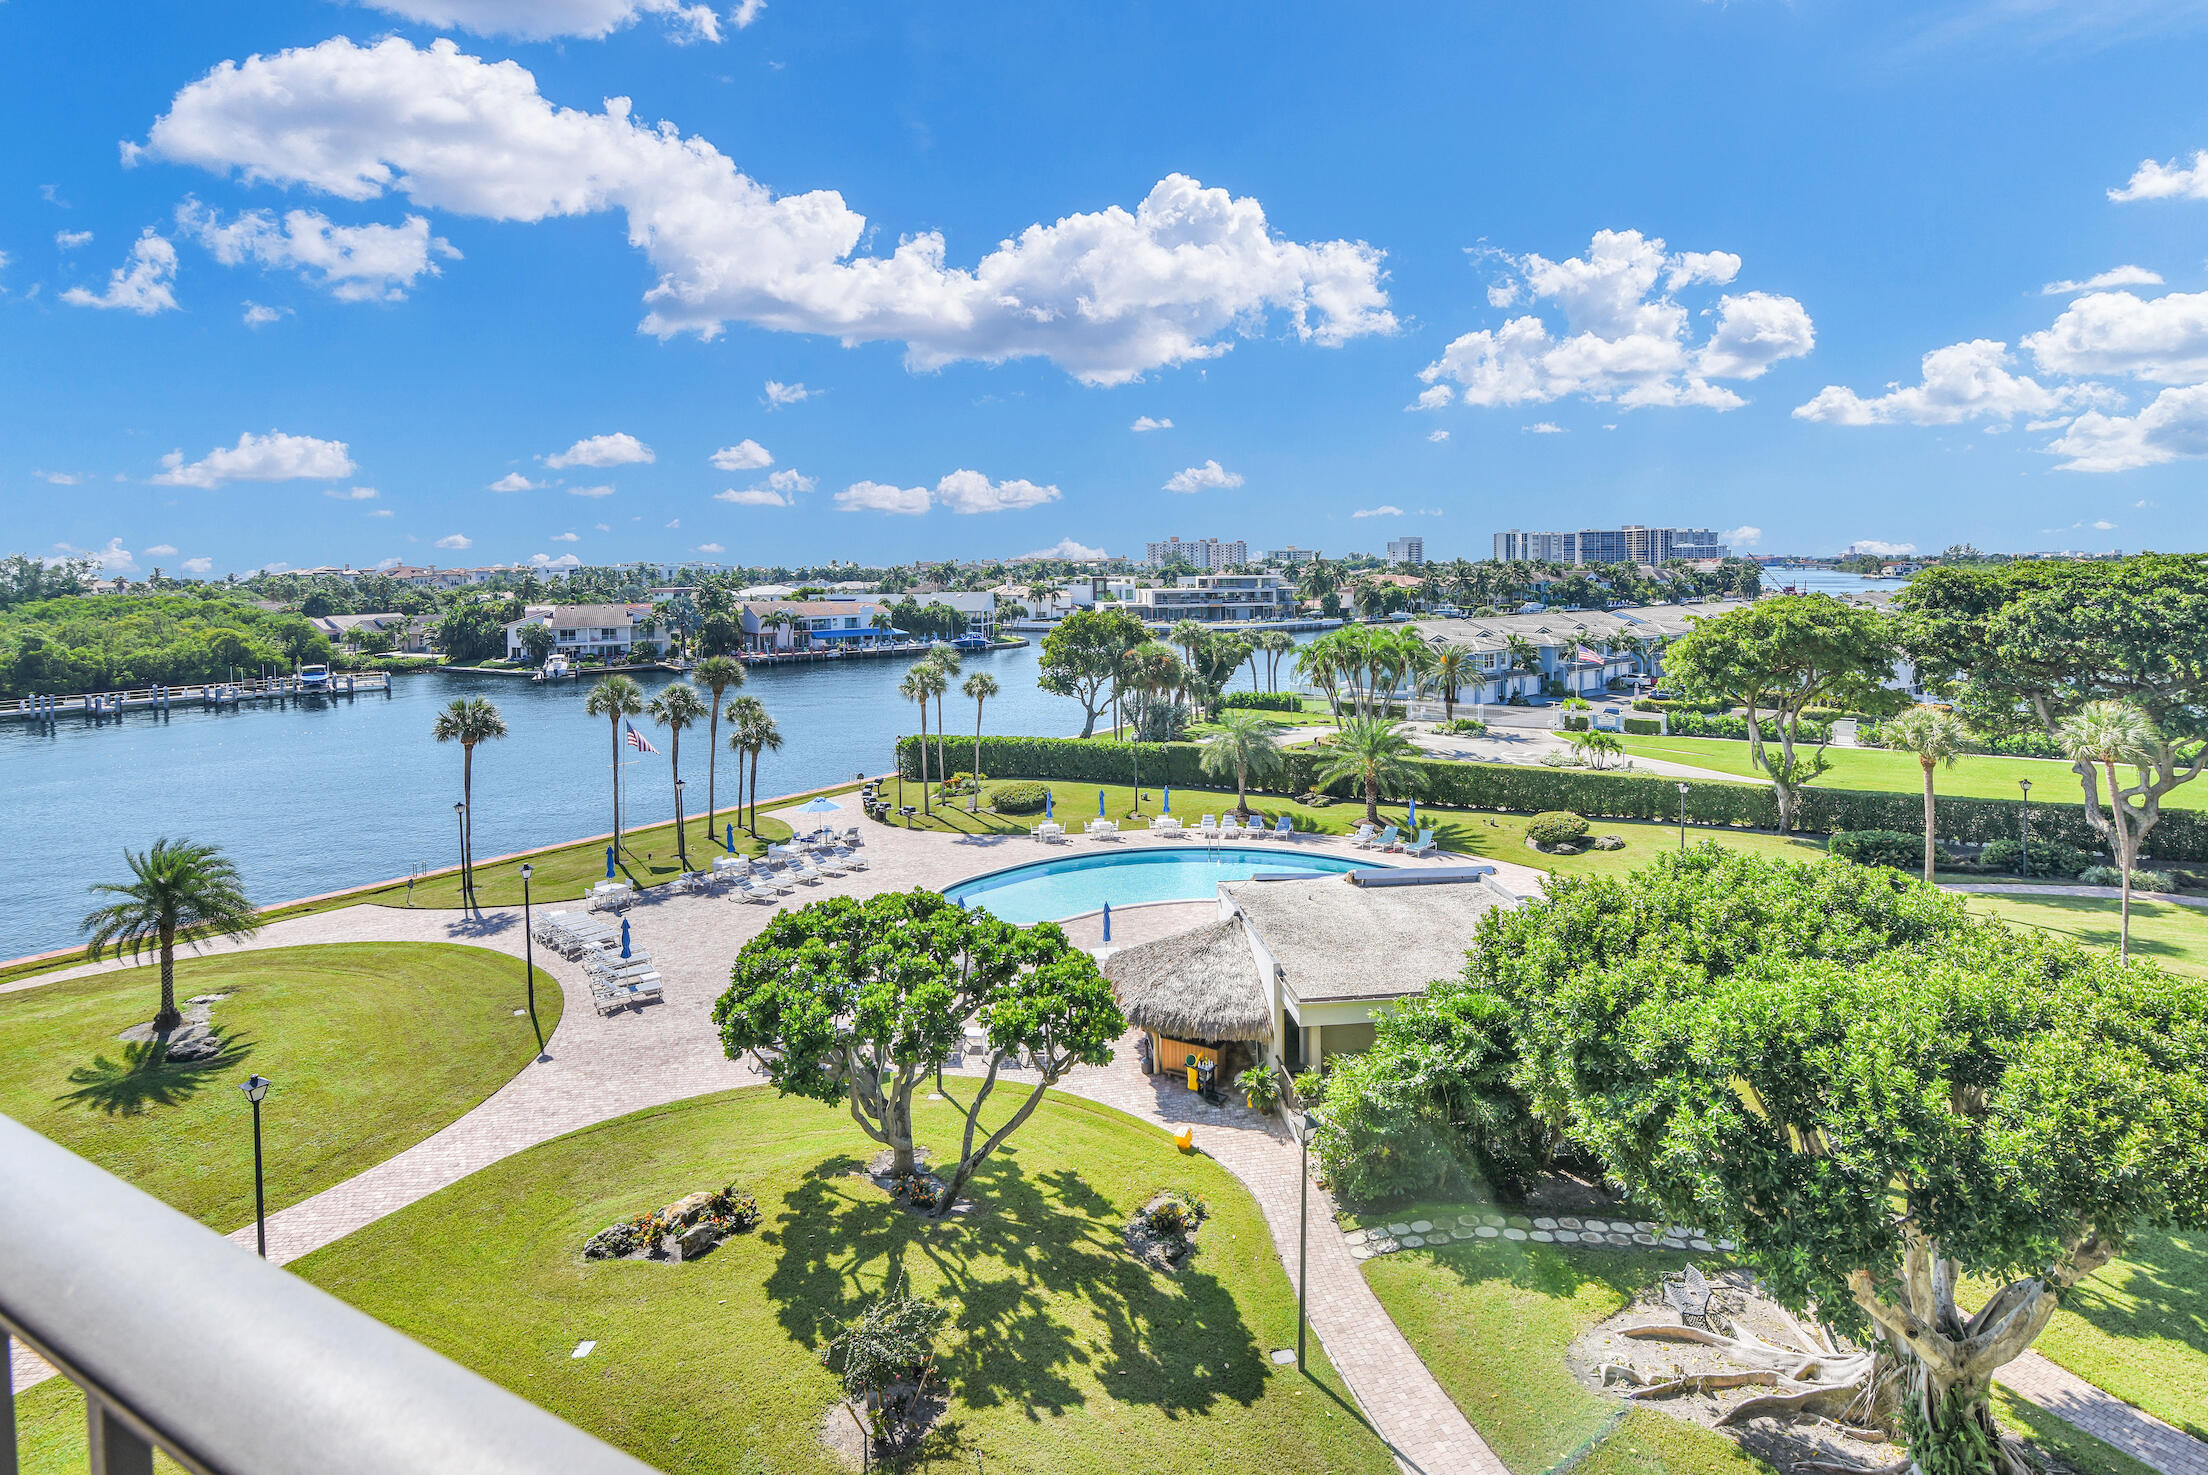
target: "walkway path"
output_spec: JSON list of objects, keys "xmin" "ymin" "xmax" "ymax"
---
[
  {"xmin": 1945, "ymin": 881, "xmax": 2208, "ymax": 912},
  {"xmin": 14, "ymin": 817, "xmax": 2204, "ymax": 1475}
]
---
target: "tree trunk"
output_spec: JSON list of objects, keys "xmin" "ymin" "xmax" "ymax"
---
[
  {"xmin": 1365, "ymin": 774, "xmax": 1381, "ymax": 828},
  {"xmin": 671, "ymin": 730, "xmax": 686, "ymax": 868},
  {"xmin": 1921, "ymin": 757, "xmax": 1937, "ymax": 885},
  {"xmin": 706, "ymin": 708, "xmax": 719, "ymax": 844},
  {"xmin": 918, "ymin": 703, "xmax": 931, "ymax": 817},
  {"xmin": 2106, "ymin": 758, "xmax": 2131, "ymax": 961},
  {"xmin": 1236, "ymin": 764, "xmax": 1250, "ymax": 822},
  {"xmin": 462, "ymin": 743, "xmax": 476, "ymax": 904},
  {"xmin": 934, "ymin": 694, "xmax": 947, "ymax": 790},
  {"xmin": 972, "ymin": 711, "xmax": 983, "ymax": 814},
  {"xmin": 610, "ymin": 716, "xmax": 623, "ymax": 853},
  {"xmin": 155, "ymin": 924, "xmax": 180, "ymax": 1033},
  {"xmin": 748, "ymin": 748, "xmax": 761, "ymax": 836}
]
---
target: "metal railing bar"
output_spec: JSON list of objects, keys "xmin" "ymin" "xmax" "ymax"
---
[
  {"xmin": 3, "ymin": 1330, "xmax": 16, "ymax": 1475},
  {"xmin": 88, "ymin": 1401, "xmax": 154, "ymax": 1475},
  {"xmin": 0, "ymin": 1116, "xmax": 659, "ymax": 1475}
]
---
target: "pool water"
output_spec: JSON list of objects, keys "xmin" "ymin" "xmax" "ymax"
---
[{"xmin": 943, "ymin": 844, "xmax": 1375, "ymax": 925}]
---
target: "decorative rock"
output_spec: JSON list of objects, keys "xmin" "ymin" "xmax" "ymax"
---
[
  {"xmin": 1634, "ymin": 1221, "xmax": 1659, "ymax": 1234},
  {"xmin": 1506, "ymin": 1215, "xmax": 1532, "ymax": 1229},
  {"xmin": 1532, "ymin": 1216, "xmax": 1557, "ymax": 1230},
  {"xmin": 1374, "ymin": 1237, "xmax": 1400, "ymax": 1254},
  {"xmin": 1400, "ymin": 1234, "xmax": 1425, "ymax": 1248},
  {"xmin": 1503, "ymin": 1227, "xmax": 1528, "ymax": 1241},
  {"xmin": 1450, "ymin": 1227, "xmax": 1474, "ymax": 1240},
  {"xmin": 1475, "ymin": 1225, "xmax": 1500, "ymax": 1238},
  {"xmin": 665, "ymin": 1192, "xmax": 717, "ymax": 1227},
  {"xmin": 1691, "ymin": 1238, "xmax": 1714, "ymax": 1251},
  {"xmin": 1388, "ymin": 1222, "xmax": 1412, "ymax": 1236},
  {"xmin": 1343, "ymin": 1228, "xmax": 1367, "ymax": 1245},
  {"xmin": 1410, "ymin": 1219, "xmax": 1434, "ymax": 1234},
  {"xmin": 1580, "ymin": 1218, "xmax": 1609, "ymax": 1234},
  {"xmin": 1554, "ymin": 1229, "xmax": 1580, "ymax": 1244},
  {"xmin": 1607, "ymin": 1232, "xmax": 1633, "ymax": 1247},
  {"xmin": 676, "ymin": 1223, "xmax": 721, "ymax": 1259},
  {"xmin": 1633, "ymin": 1233, "xmax": 1658, "ymax": 1246},
  {"xmin": 1350, "ymin": 1245, "xmax": 1372, "ymax": 1261},
  {"xmin": 164, "ymin": 1033, "xmax": 222, "ymax": 1064},
  {"xmin": 1459, "ymin": 1214, "xmax": 1483, "ymax": 1228},
  {"xmin": 1481, "ymin": 1213, "xmax": 1507, "ymax": 1228},
  {"xmin": 1717, "ymin": 1239, "xmax": 1738, "ymax": 1251},
  {"xmin": 1557, "ymin": 1216, "xmax": 1583, "ymax": 1231},
  {"xmin": 1530, "ymin": 1230, "xmax": 1554, "ymax": 1243}
]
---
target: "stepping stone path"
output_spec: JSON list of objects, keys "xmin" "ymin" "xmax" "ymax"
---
[{"xmin": 1349, "ymin": 1211, "xmax": 1735, "ymax": 1259}]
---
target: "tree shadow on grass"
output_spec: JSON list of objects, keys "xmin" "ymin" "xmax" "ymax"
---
[
  {"xmin": 2055, "ymin": 1229, "xmax": 2208, "ymax": 1439},
  {"xmin": 56, "ymin": 1032, "xmax": 253, "ymax": 1116},
  {"xmin": 762, "ymin": 1144, "xmax": 1267, "ymax": 1425}
]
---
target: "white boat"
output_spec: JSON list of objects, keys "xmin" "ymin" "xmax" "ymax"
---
[
  {"xmin": 296, "ymin": 663, "xmax": 332, "ymax": 692},
  {"xmin": 535, "ymin": 655, "xmax": 575, "ymax": 682}
]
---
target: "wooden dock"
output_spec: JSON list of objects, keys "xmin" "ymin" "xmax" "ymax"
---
[{"xmin": 0, "ymin": 671, "xmax": 393, "ymax": 724}]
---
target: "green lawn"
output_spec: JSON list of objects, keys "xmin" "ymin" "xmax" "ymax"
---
[
  {"xmin": 16, "ymin": 1088, "xmax": 1399, "ymax": 1475},
  {"xmin": 1615, "ymin": 735, "xmax": 2208, "ymax": 811},
  {"xmin": 1354, "ymin": 1202, "xmax": 2158, "ymax": 1475},
  {"xmin": 883, "ymin": 777, "xmax": 1829, "ymax": 881},
  {"xmin": 1963, "ymin": 893, "xmax": 2208, "ymax": 979},
  {"xmin": 0, "ymin": 942, "xmax": 558, "ymax": 1230}
]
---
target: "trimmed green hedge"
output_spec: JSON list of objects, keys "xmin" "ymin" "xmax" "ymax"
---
[
  {"xmin": 898, "ymin": 736, "xmax": 2208, "ymax": 858},
  {"xmin": 990, "ymin": 781, "xmax": 1051, "ymax": 814},
  {"xmin": 1220, "ymin": 691, "xmax": 1304, "ymax": 712},
  {"xmin": 1623, "ymin": 717, "xmax": 1662, "ymax": 736}
]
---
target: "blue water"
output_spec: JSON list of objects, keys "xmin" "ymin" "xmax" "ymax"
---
[
  {"xmin": 1760, "ymin": 566, "xmax": 1905, "ymax": 596},
  {"xmin": 943, "ymin": 845, "xmax": 1375, "ymax": 925}
]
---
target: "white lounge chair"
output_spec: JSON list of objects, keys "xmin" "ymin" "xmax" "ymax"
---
[
  {"xmin": 1271, "ymin": 815, "xmax": 1296, "ymax": 839},
  {"xmin": 1220, "ymin": 815, "xmax": 1245, "ymax": 838},
  {"xmin": 1371, "ymin": 825, "xmax": 1401, "ymax": 851},
  {"xmin": 731, "ymin": 878, "xmax": 778, "ymax": 904},
  {"xmin": 1197, "ymin": 814, "xmax": 1218, "ymax": 835}
]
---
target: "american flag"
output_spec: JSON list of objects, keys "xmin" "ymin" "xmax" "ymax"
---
[
  {"xmin": 1577, "ymin": 643, "xmax": 1605, "ymax": 664},
  {"xmin": 625, "ymin": 721, "xmax": 659, "ymax": 755}
]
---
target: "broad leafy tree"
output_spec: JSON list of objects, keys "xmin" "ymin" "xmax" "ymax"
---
[
  {"xmin": 1037, "ymin": 607, "xmax": 1147, "ymax": 737},
  {"xmin": 1471, "ymin": 847, "xmax": 2208, "ymax": 1475},
  {"xmin": 1199, "ymin": 709, "xmax": 1284, "ymax": 821},
  {"xmin": 1897, "ymin": 555, "xmax": 2208, "ymax": 892},
  {"xmin": 1664, "ymin": 594, "xmax": 1897, "ymax": 831},
  {"xmin": 82, "ymin": 839, "xmax": 260, "ymax": 1032},
  {"xmin": 1879, "ymin": 704, "xmax": 1970, "ymax": 884},
  {"xmin": 431, "ymin": 696, "xmax": 507, "ymax": 903},
  {"xmin": 714, "ymin": 891, "xmax": 1123, "ymax": 1216},
  {"xmin": 435, "ymin": 602, "xmax": 508, "ymax": 665},
  {"xmin": 1313, "ymin": 714, "xmax": 1425, "ymax": 827}
]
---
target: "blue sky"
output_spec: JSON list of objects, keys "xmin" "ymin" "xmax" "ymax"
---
[{"xmin": 5, "ymin": 0, "xmax": 2207, "ymax": 578}]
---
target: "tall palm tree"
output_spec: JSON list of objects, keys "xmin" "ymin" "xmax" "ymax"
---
[
  {"xmin": 731, "ymin": 698, "xmax": 781, "ymax": 836},
  {"xmin": 693, "ymin": 655, "xmax": 745, "ymax": 845},
  {"xmin": 647, "ymin": 682, "xmax": 708, "ymax": 868},
  {"xmin": 1421, "ymin": 645, "xmax": 1478, "ymax": 722},
  {"xmin": 869, "ymin": 610, "xmax": 893, "ymax": 647},
  {"xmin": 431, "ymin": 695, "xmax": 507, "ymax": 904},
  {"xmin": 1119, "ymin": 641, "xmax": 1186, "ymax": 807},
  {"xmin": 1255, "ymin": 628, "xmax": 1296, "ymax": 693},
  {"xmin": 725, "ymin": 696, "xmax": 766, "ymax": 834},
  {"xmin": 1314, "ymin": 715, "xmax": 1425, "ymax": 828},
  {"xmin": 900, "ymin": 663, "xmax": 945, "ymax": 817},
  {"xmin": 1167, "ymin": 619, "xmax": 1211, "ymax": 671},
  {"xmin": 1199, "ymin": 710, "xmax": 1285, "ymax": 822},
  {"xmin": 1880, "ymin": 706, "xmax": 1971, "ymax": 884},
  {"xmin": 81, "ymin": 838, "xmax": 259, "ymax": 1033},
  {"xmin": 924, "ymin": 646, "xmax": 961, "ymax": 784},
  {"xmin": 584, "ymin": 674, "xmax": 644, "ymax": 853},
  {"xmin": 2058, "ymin": 699, "xmax": 2160, "ymax": 962},
  {"xmin": 962, "ymin": 671, "xmax": 999, "ymax": 814},
  {"xmin": 1504, "ymin": 634, "xmax": 1541, "ymax": 698}
]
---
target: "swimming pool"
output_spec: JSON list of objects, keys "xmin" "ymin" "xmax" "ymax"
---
[{"xmin": 943, "ymin": 844, "xmax": 1377, "ymax": 925}]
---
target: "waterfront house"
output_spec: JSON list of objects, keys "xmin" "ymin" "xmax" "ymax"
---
[
  {"xmin": 502, "ymin": 603, "xmax": 660, "ymax": 662},
  {"xmin": 1105, "ymin": 869, "xmax": 1520, "ymax": 1083},
  {"xmin": 1130, "ymin": 573, "xmax": 1293, "ymax": 625},
  {"xmin": 737, "ymin": 599, "xmax": 891, "ymax": 652},
  {"xmin": 1400, "ymin": 598, "xmax": 1746, "ymax": 703}
]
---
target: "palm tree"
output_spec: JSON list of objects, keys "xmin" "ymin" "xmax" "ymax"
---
[
  {"xmin": 1420, "ymin": 645, "xmax": 1478, "ymax": 722},
  {"xmin": 725, "ymin": 695, "xmax": 765, "ymax": 833},
  {"xmin": 1168, "ymin": 619, "xmax": 1211, "ymax": 671},
  {"xmin": 693, "ymin": 655, "xmax": 744, "ymax": 845},
  {"xmin": 1880, "ymin": 706, "xmax": 1971, "ymax": 884},
  {"xmin": 81, "ymin": 838, "xmax": 259, "ymax": 1033},
  {"xmin": 1504, "ymin": 634, "xmax": 1541, "ymax": 699},
  {"xmin": 647, "ymin": 682, "xmax": 708, "ymax": 868},
  {"xmin": 962, "ymin": 671, "xmax": 999, "ymax": 813},
  {"xmin": 869, "ymin": 610, "xmax": 893, "ymax": 647},
  {"xmin": 1254, "ymin": 628, "xmax": 1296, "ymax": 693},
  {"xmin": 1119, "ymin": 641, "xmax": 1186, "ymax": 808},
  {"xmin": 1314, "ymin": 715, "xmax": 1425, "ymax": 828},
  {"xmin": 584, "ymin": 674, "xmax": 644, "ymax": 853},
  {"xmin": 924, "ymin": 646, "xmax": 961, "ymax": 784},
  {"xmin": 431, "ymin": 695, "xmax": 507, "ymax": 904},
  {"xmin": 1199, "ymin": 710, "xmax": 1285, "ymax": 822},
  {"xmin": 900, "ymin": 663, "xmax": 946, "ymax": 816},
  {"xmin": 730, "ymin": 698, "xmax": 781, "ymax": 836},
  {"xmin": 2058, "ymin": 699, "xmax": 2160, "ymax": 962}
]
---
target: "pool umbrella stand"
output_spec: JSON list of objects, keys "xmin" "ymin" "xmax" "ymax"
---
[{"xmin": 796, "ymin": 794, "xmax": 843, "ymax": 841}]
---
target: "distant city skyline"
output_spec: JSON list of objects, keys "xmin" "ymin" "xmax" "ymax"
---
[{"xmin": 6, "ymin": 4, "xmax": 2200, "ymax": 577}]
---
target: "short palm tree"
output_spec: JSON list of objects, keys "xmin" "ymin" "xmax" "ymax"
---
[
  {"xmin": 647, "ymin": 682, "xmax": 708, "ymax": 868},
  {"xmin": 1314, "ymin": 715, "xmax": 1425, "ymax": 828},
  {"xmin": 693, "ymin": 655, "xmax": 745, "ymax": 844},
  {"xmin": 925, "ymin": 646, "xmax": 961, "ymax": 782},
  {"xmin": 1880, "ymin": 705, "xmax": 1971, "ymax": 884},
  {"xmin": 1199, "ymin": 710, "xmax": 1285, "ymax": 821},
  {"xmin": 1421, "ymin": 645, "xmax": 1477, "ymax": 721},
  {"xmin": 962, "ymin": 671, "xmax": 999, "ymax": 814},
  {"xmin": 81, "ymin": 839, "xmax": 259, "ymax": 1033},
  {"xmin": 584, "ymin": 674, "xmax": 644, "ymax": 853},
  {"xmin": 2058, "ymin": 699, "xmax": 2160, "ymax": 961},
  {"xmin": 431, "ymin": 695, "xmax": 506, "ymax": 904},
  {"xmin": 733, "ymin": 699, "xmax": 781, "ymax": 836}
]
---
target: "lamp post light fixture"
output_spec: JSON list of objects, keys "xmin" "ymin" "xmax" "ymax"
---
[
  {"xmin": 2019, "ymin": 779, "xmax": 2033, "ymax": 877},
  {"xmin": 1677, "ymin": 782, "xmax": 1690, "ymax": 849},
  {"xmin": 520, "ymin": 862, "xmax": 544, "ymax": 1057},
  {"xmin": 674, "ymin": 776, "xmax": 688, "ymax": 870},
  {"xmin": 239, "ymin": 1075, "xmax": 273, "ymax": 1258},
  {"xmin": 452, "ymin": 800, "xmax": 469, "ymax": 907},
  {"xmin": 1298, "ymin": 1106, "xmax": 1320, "ymax": 1372}
]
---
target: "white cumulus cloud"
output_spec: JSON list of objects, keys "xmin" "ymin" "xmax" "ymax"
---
[
  {"xmin": 360, "ymin": 0, "xmax": 724, "ymax": 42},
  {"xmin": 179, "ymin": 200, "xmax": 457, "ymax": 301},
  {"xmin": 2023, "ymin": 289, "xmax": 2208, "ymax": 382},
  {"xmin": 62, "ymin": 231, "xmax": 178, "ymax": 315},
  {"xmin": 56, "ymin": 229, "xmax": 93, "ymax": 250},
  {"xmin": 696, "ymin": 541, "xmax": 725, "ymax": 553},
  {"xmin": 1163, "ymin": 459, "xmax": 1242, "ymax": 493},
  {"xmin": 567, "ymin": 484, "xmax": 616, "ymax": 497},
  {"xmin": 1025, "ymin": 537, "xmax": 1106, "ymax": 560},
  {"xmin": 434, "ymin": 532, "xmax": 472, "ymax": 549},
  {"xmin": 2045, "ymin": 384, "xmax": 2208, "ymax": 472},
  {"xmin": 530, "ymin": 551, "xmax": 581, "ymax": 568},
  {"xmin": 241, "ymin": 301, "xmax": 290, "ymax": 326},
  {"xmin": 182, "ymin": 556, "xmax": 214, "ymax": 573},
  {"xmin": 488, "ymin": 471, "xmax": 537, "ymax": 491},
  {"xmin": 1352, "ymin": 505, "xmax": 1404, "ymax": 518},
  {"xmin": 546, "ymin": 431, "xmax": 653, "ymax": 468},
  {"xmin": 37, "ymin": 471, "xmax": 81, "ymax": 485},
  {"xmin": 132, "ymin": 37, "xmax": 1395, "ymax": 384},
  {"xmin": 144, "ymin": 544, "xmax": 179, "ymax": 557},
  {"xmin": 709, "ymin": 439, "xmax": 772, "ymax": 470},
  {"xmin": 1524, "ymin": 421, "xmax": 1564, "ymax": 434},
  {"xmin": 933, "ymin": 469, "xmax": 1060, "ymax": 514},
  {"xmin": 154, "ymin": 430, "xmax": 356, "ymax": 488},
  {"xmin": 717, "ymin": 486, "xmax": 789, "ymax": 507},
  {"xmin": 1131, "ymin": 416, "xmax": 1172, "ymax": 432},
  {"xmin": 53, "ymin": 538, "xmax": 140, "ymax": 572},
  {"xmin": 1426, "ymin": 429, "xmax": 1449, "ymax": 443},
  {"xmin": 1721, "ymin": 525, "xmax": 1762, "ymax": 548},
  {"xmin": 2109, "ymin": 149, "xmax": 2208, "ymax": 203},
  {"xmin": 550, "ymin": 531, "xmax": 578, "ymax": 541},
  {"xmin": 762, "ymin": 380, "xmax": 811, "ymax": 407},
  {"xmin": 836, "ymin": 480, "xmax": 930, "ymax": 515},
  {"xmin": 2042, "ymin": 266, "xmax": 2164, "ymax": 296},
  {"xmin": 1793, "ymin": 340, "xmax": 2095, "ymax": 426},
  {"xmin": 1418, "ymin": 229, "xmax": 1812, "ymax": 413}
]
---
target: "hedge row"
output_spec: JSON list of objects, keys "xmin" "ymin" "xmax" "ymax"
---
[
  {"xmin": 897, "ymin": 734, "xmax": 2208, "ymax": 860},
  {"xmin": 1220, "ymin": 691, "xmax": 1304, "ymax": 712},
  {"xmin": 1666, "ymin": 711, "xmax": 1832, "ymax": 744},
  {"xmin": 1623, "ymin": 717, "xmax": 1662, "ymax": 736}
]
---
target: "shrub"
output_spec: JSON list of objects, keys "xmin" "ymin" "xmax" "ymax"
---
[
  {"xmin": 1238, "ymin": 1066, "xmax": 1280, "ymax": 1112},
  {"xmin": 1526, "ymin": 811, "xmax": 1591, "ymax": 849},
  {"xmin": 1980, "ymin": 837, "xmax": 2094, "ymax": 878},
  {"xmin": 1668, "ymin": 711, "xmax": 1833, "ymax": 744},
  {"xmin": 1561, "ymin": 696, "xmax": 1591, "ymax": 710},
  {"xmin": 1292, "ymin": 1068, "xmax": 1326, "ymax": 1104},
  {"xmin": 1561, "ymin": 714, "xmax": 1591, "ymax": 731},
  {"xmin": 2081, "ymin": 865, "xmax": 2178, "ymax": 893},
  {"xmin": 1435, "ymin": 718, "xmax": 1487, "ymax": 735},
  {"xmin": 1623, "ymin": 717, "xmax": 1662, "ymax": 736},
  {"xmin": 1829, "ymin": 829, "xmax": 1944, "ymax": 869},
  {"xmin": 1221, "ymin": 691, "xmax": 1303, "ymax": 712},
  {"xmin": 708, "ymin": 1183, "xmax": 761, "ymax": 1232},
  {"xmin": 990, "ymin": 781, "xmax": 1052, "ymax": 814},
  {"xmin": 1538, "ymin": 750, "xmax": 1580, "ymax": 768},
  {"xmin": 1139, "ymin": 1192, "xmax": 1209, "ymax": 1243}
]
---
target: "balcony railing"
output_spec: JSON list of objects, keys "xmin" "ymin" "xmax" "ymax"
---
[{"xmin": 0, "ymin": 1114, "xmax": 657, "ymax": 1475}]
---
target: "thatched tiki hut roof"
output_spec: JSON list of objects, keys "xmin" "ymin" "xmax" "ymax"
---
[{"xmin": 1103, "ymin": 918, "xmax": 1270, "ymax": 1042}]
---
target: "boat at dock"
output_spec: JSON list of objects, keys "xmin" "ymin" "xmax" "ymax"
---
[{"xmin": 534, "ymin": 655, "xmax": 576, "ymax": 682}]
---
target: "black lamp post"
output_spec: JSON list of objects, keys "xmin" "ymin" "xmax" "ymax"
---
[
  {"xmin": 453, "ymin": 800, "xmax": 469, "ymax": 906},
  {"xmin": 674, "ymin": 776, "xmax": 688, "ymax": 870},
  {"xmin": 1298, "ymin": 1106, "xmax": 1320, "ymax": 1371},
  {"xmin": 2019, "ymin": 779, "xmax": 2033, "ymax": 876},
  {"xmin": 1677, "ymin": 782, "xmax": 1690, "ymax": 849},
  {"xmin": 520, "ymin": 862, "xmax": 544, "ymax": 1057},
  {"xmin": 240, "ymin": 1075, "xmax": 272, "ymax": 1257}
]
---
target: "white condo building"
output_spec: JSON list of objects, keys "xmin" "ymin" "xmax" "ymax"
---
[
  {"xmin": 1144, "ymin": 535, "xmax": 1248, "ymax": 570},
  {"xmin": 1386, "ymin": 536, "xmax": 1425, "ymax": 566}
]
